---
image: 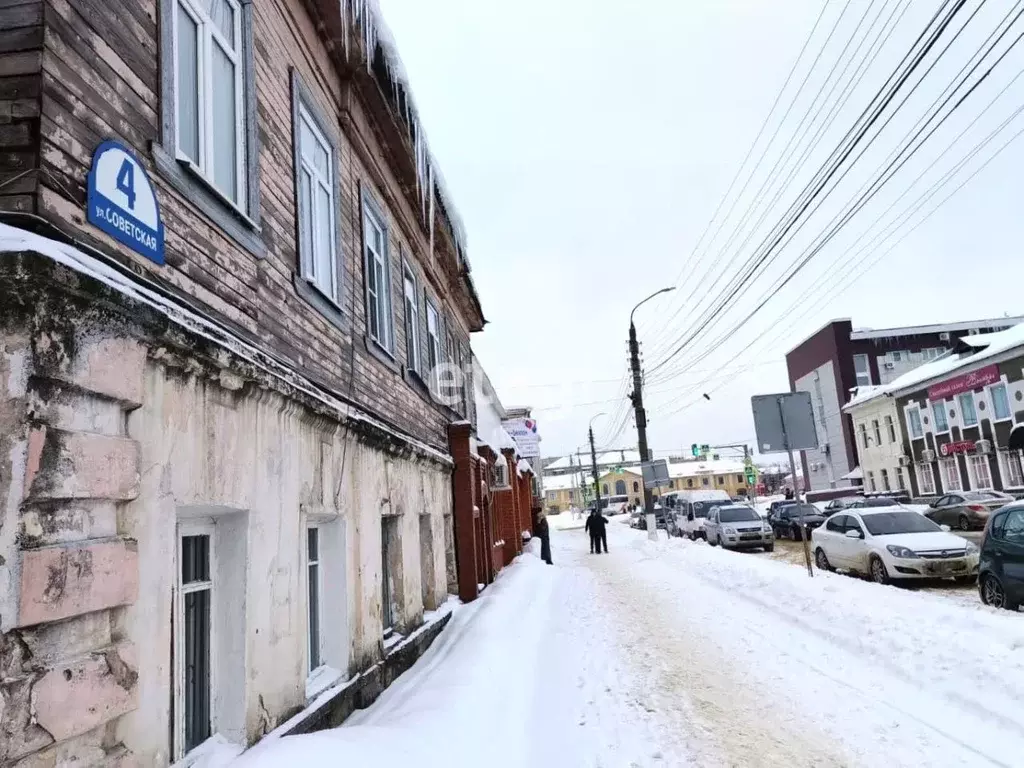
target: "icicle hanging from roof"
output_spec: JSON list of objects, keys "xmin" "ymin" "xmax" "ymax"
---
[{"xmin": 340, "ymin": 0, "xmax": 468, "ymax": 266}]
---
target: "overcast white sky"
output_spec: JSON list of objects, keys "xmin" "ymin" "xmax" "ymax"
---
[{"xmin": 378, "ymin": 0, "xmax": 1024, "ymax": 460}]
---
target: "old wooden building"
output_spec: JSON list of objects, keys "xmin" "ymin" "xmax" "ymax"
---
[{"xmin": 0, "ymin": 0, "xmax": 501, "ymax": 764}]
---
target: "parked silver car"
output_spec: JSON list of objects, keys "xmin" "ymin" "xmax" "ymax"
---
[{"xmin": 705, "ymin": 504, "xmax": 775, "ymax": 551}]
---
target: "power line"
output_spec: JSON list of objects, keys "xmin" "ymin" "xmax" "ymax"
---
[
  {"xmin": 648, "ymin": 0, "xmax": 1024, "ymax": 383},
  {"xmin": 647, "ymin": 0, "xmax": 857, "ymax": 349},
  {"xmin": 646, "ymin": 0, "xmax": 981, "ymax": 380}
]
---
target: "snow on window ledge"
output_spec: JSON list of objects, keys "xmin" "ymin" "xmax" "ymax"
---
[
  {"xmin": 383, "ymin": 632, "xmax": 405, "ymax": 653},
  {"xmin": 305, "ymin": 664, "xmax": 345, "ymax": 703},
  {"xmin": 170, "ymin": 733, "xmax": 243, "ymax": 768}
]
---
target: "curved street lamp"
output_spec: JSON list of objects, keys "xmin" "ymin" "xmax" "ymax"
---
[{"xmin": 629, "ymin": 286, "xmax": 675, "ymax": 540}]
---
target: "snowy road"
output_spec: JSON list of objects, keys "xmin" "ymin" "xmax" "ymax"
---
[{"xmin": 233, "ymin": 518, "xmax": 1024, "ymax": 768}]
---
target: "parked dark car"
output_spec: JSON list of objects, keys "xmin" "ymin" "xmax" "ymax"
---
[
  {"xmin": 771, "ymin": 503, "xmax": 826, "ymax": 540},
  {"xmin": 978, "ymin": 502, "xmax": 1024, "ymax": 610},
  {"xmin": 767, "ymin": 500, "xmax": 798, "ymax": 523},
  {"xmin": 926, "ymin": 490, "xmax": 1014, "ymax": 531},
  {"xmin": 822, "ymin": 496, "xmax": 861, "ymax": 514},
  {"xmin": 637, "ymin": 504, "xmax": 670, "ymax": 531}
]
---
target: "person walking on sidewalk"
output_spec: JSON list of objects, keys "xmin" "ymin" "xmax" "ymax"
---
[
  {"xmin": 535, "ymin": 512, "xmax": 552, "ymax": 565},
  {"xmin": 585, "ymin": 508, "xmax": 609, "ymax": 553}
]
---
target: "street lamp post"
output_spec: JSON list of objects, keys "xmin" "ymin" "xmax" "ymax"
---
[
  {"xmin": 629, "ymin": 287, "xmax": 675, "ymax": 541},
  {"xmin": 588, "ymin": 413, "xmax": 606, "ymax": 517}
]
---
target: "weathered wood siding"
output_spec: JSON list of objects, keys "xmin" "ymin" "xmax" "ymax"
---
[
  {"xmin": 33, "ymin": 0, "xmax": 474, "ymax": 450},
  {"xmin": 0, "ymin": 0, "xmax": 43, "ymax": 213}
]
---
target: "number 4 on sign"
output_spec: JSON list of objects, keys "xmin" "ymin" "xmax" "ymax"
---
[{"xmin": 116, "ymin": 159, "xmax": 136, "ymax": 210}]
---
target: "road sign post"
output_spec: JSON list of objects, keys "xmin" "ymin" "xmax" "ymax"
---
[{"xmin": 752, "ymin": 392, "xmax": 819, "ymax": 578}]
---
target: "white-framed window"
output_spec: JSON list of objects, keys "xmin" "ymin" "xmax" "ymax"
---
[
  {"xmin": 940, "ymin": 458, "xmax": 962, "ymax": 492},
  {"xmin": 968, "ymin": 454, "xmax": 993, "ymax": 490},
  {"xmin": 867, "ymin": 470, "xmax": 876, "ymax": 492},
  {"xmin": 880, "ymin": 468, "xmax": 891, "ymax": 491},
  {"xmin": 363, "ymin": 203, "xmax": 393, "ymax": 351},
  {"xmin": 885, "ymin": 415, "xmax": 897, "ymax": 443},
  {"xmin": 958, "ymin": 392, "xmax": 978, "ymax": 427},
  {"xmin": 896, "ymin": 466, "xmax": 907, "ymax": 491},
  {"xmin": 853, "ymin": 354, "xmax": 872, "ymax": 387},
  {"xmin": 425, "ymin": 300, "xmax": 441, "ymax": 393},
  {"xmin": 296, "ymin": 105, "xmax": 338, "ymax": 301},
  {"xmin": 916, "ymin": 463, "xmax": 936, "ymax": 495},
  {"xmin": 491, "ymin": 461, "xmax": 509, "ymax": 489},
  {"xmin": 306, "ymin": 525, "xmax": 323, "ymax": 673},
  {"xmin": 990, "ymin": 383, "xmax": 1012, "ymax": 421},
  {"xmin": 403, "ymin": 265, "xmax": 420, "ymax": 373},
  {"xmin": 932, "ymin": 400, "xmax": 949, "ymax": 432},
  {"xmin": 872, "ymin": 419, "xmax": 882, "ymax": 445},
  {"xmin": 858, "ymin": 422, "xmax": 869, "ymax": 449},
  {"xmin": 173, "ymin": 0, "xmax": 245, "ymax": 204},
  {"xmin": 922, "ymin": 347, "xmax": 944, "ymax": 361},
  {"xmin": 176, "ymin": 522, "xmax": 215, "ymax": 757},
  {"xmin": 907, "ymin": 408, "xmax": 923, "ymax": 438},
  {"xmin": 999, "ymin": 450, "xmax": 1024, "ymax": 488}
]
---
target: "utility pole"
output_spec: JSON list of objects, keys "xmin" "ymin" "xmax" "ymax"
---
[
  {"xmin": 628, "ymin": 287, "xmax": 674, "ymax": 541},
  {"xmin": 589, "ymin": 426, "xmax": 602, "ymax": 515},
  {"xmin": 629, "ymin": 322, "xmax": 657, "ymax": 540}
]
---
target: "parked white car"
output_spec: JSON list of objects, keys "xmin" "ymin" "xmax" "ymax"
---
[
  {"xmin": 810, "ymin": 506, "xmax": 980, "ymax": 584},
  {"xmin": 704, "ymin": 504, "xmax": 775, "ymax": 552}
]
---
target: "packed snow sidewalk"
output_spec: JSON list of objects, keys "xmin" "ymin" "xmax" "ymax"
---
[
  {"xmin": 229, "ymin": 534, "xmax": 667, "ymax": 767},
  {"xmin": 229, "ymin": 517, "xmax": 1024, "ymax": 767}
]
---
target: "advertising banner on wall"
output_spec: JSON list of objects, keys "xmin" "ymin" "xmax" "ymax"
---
[
  {"xmin": 502, "ymin": 418, "xmax": 541, "ymax": 457},
  {"xmin": 927, "ymin": 364, "xmax": 1000, "ymax": 401}
]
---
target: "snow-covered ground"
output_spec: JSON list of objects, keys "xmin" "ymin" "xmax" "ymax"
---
[{"xmin": 228, "ymin": 520, "xmax": 1024, "ymax": 767}]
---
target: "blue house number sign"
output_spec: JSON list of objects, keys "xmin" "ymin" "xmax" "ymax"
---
[{"xmin": 87, "ymin": 141, "xmax": 165, "ymax": 265}]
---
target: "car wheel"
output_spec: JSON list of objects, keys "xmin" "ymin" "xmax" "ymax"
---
[
  {"xmin": 981, "ymin": 574, "xmax": 1009, "ymax": 609},
  {"xmin": 815, "ymin": 548, "xmax": 833, "ymax": 572},
  {"xmin": 958, "ymin": 515, "xmax": 971, "ymax": 531},
  {"xmin": 764, "ymin": 544, "xmax": 775, "ymax": 553},
  {"xmin": 708, "ymin": 534, "xmax": 717, "ymax": 547},
  {"xmin": 869, "ymin": 555, "xmax": 890, "ymax": 585},
  {"xmin": 791, "ymin": 526, "xmax": 802, "ymax": 541}
]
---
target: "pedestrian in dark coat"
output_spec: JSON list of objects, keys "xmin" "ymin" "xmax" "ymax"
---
[
  {"xmin": 585, "ymin": 509, "xmax": 609, "ymax": 553},
  {"xmin": 535, "ymin": 514, "xmax": 552, "ymax": 565}
]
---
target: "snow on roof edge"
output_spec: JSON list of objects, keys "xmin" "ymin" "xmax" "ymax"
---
[
  {"xmin": 344, "ymin": 0, "xmax": 468, "ymax": 263},
  {"xmin": 0, "ymin": 224, "xmax": 452, "ymax": 467}
]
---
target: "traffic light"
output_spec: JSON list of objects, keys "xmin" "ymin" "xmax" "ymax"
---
[
  {"xmin": 691, "ymin": 443, "xmax": 699, "ymax": 457},
  {"xmin": 701, "ymin": 443, "xmax": 710, "ymax": 455}
]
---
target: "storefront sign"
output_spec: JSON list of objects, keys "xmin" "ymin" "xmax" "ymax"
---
[
  {"xmin": 927, "ymin": 364, "xmax": 999, "ymax": 401},
  {"xmin": 939, "ymin": 440, "xmax": 976, "ymax": 457},
  {"xmin": 87, "ymin": 141, "xmax": 164, "ymax": 265},
  {"xmin": 502, "ymin": 418, "xmax": 540, "ymax": 457}
]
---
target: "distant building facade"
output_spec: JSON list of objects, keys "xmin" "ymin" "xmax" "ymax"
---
[{"xmin": 786, "ymin": 316, "xmax": 1024, "ymax": 493}]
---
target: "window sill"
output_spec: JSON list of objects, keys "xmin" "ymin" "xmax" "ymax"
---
[
  {"xmin": 293, "ymin": 273, "xmax": 347, "ymax": 333},
  {"xmin": 305, "ymin": 664, "xmax": 344, "ymax": 703},
  {"xmin": 364, "ymin": 334, "xmax": 399, "ymax": 373},
  {"xmin": 151, "ymin": 142, "xmax": 266, "ymax": 258}
]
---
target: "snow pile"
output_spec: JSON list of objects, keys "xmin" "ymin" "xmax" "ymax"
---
[
  {"xmin": 231, "ymin": 554, "xmax": 560, "ymax": 768},
  {"xmin": 611, "ymin": 524, "xmax": 1024, "ymax": 766}
]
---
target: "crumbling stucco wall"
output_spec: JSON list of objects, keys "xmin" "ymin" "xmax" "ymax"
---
[
  {"xmin": 0, "ymin": 256, "xmax": 454, "ymax": 766},
  {"xmin": 118, "ymin": 362, "xmax": 452, "ymax": 763}
]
